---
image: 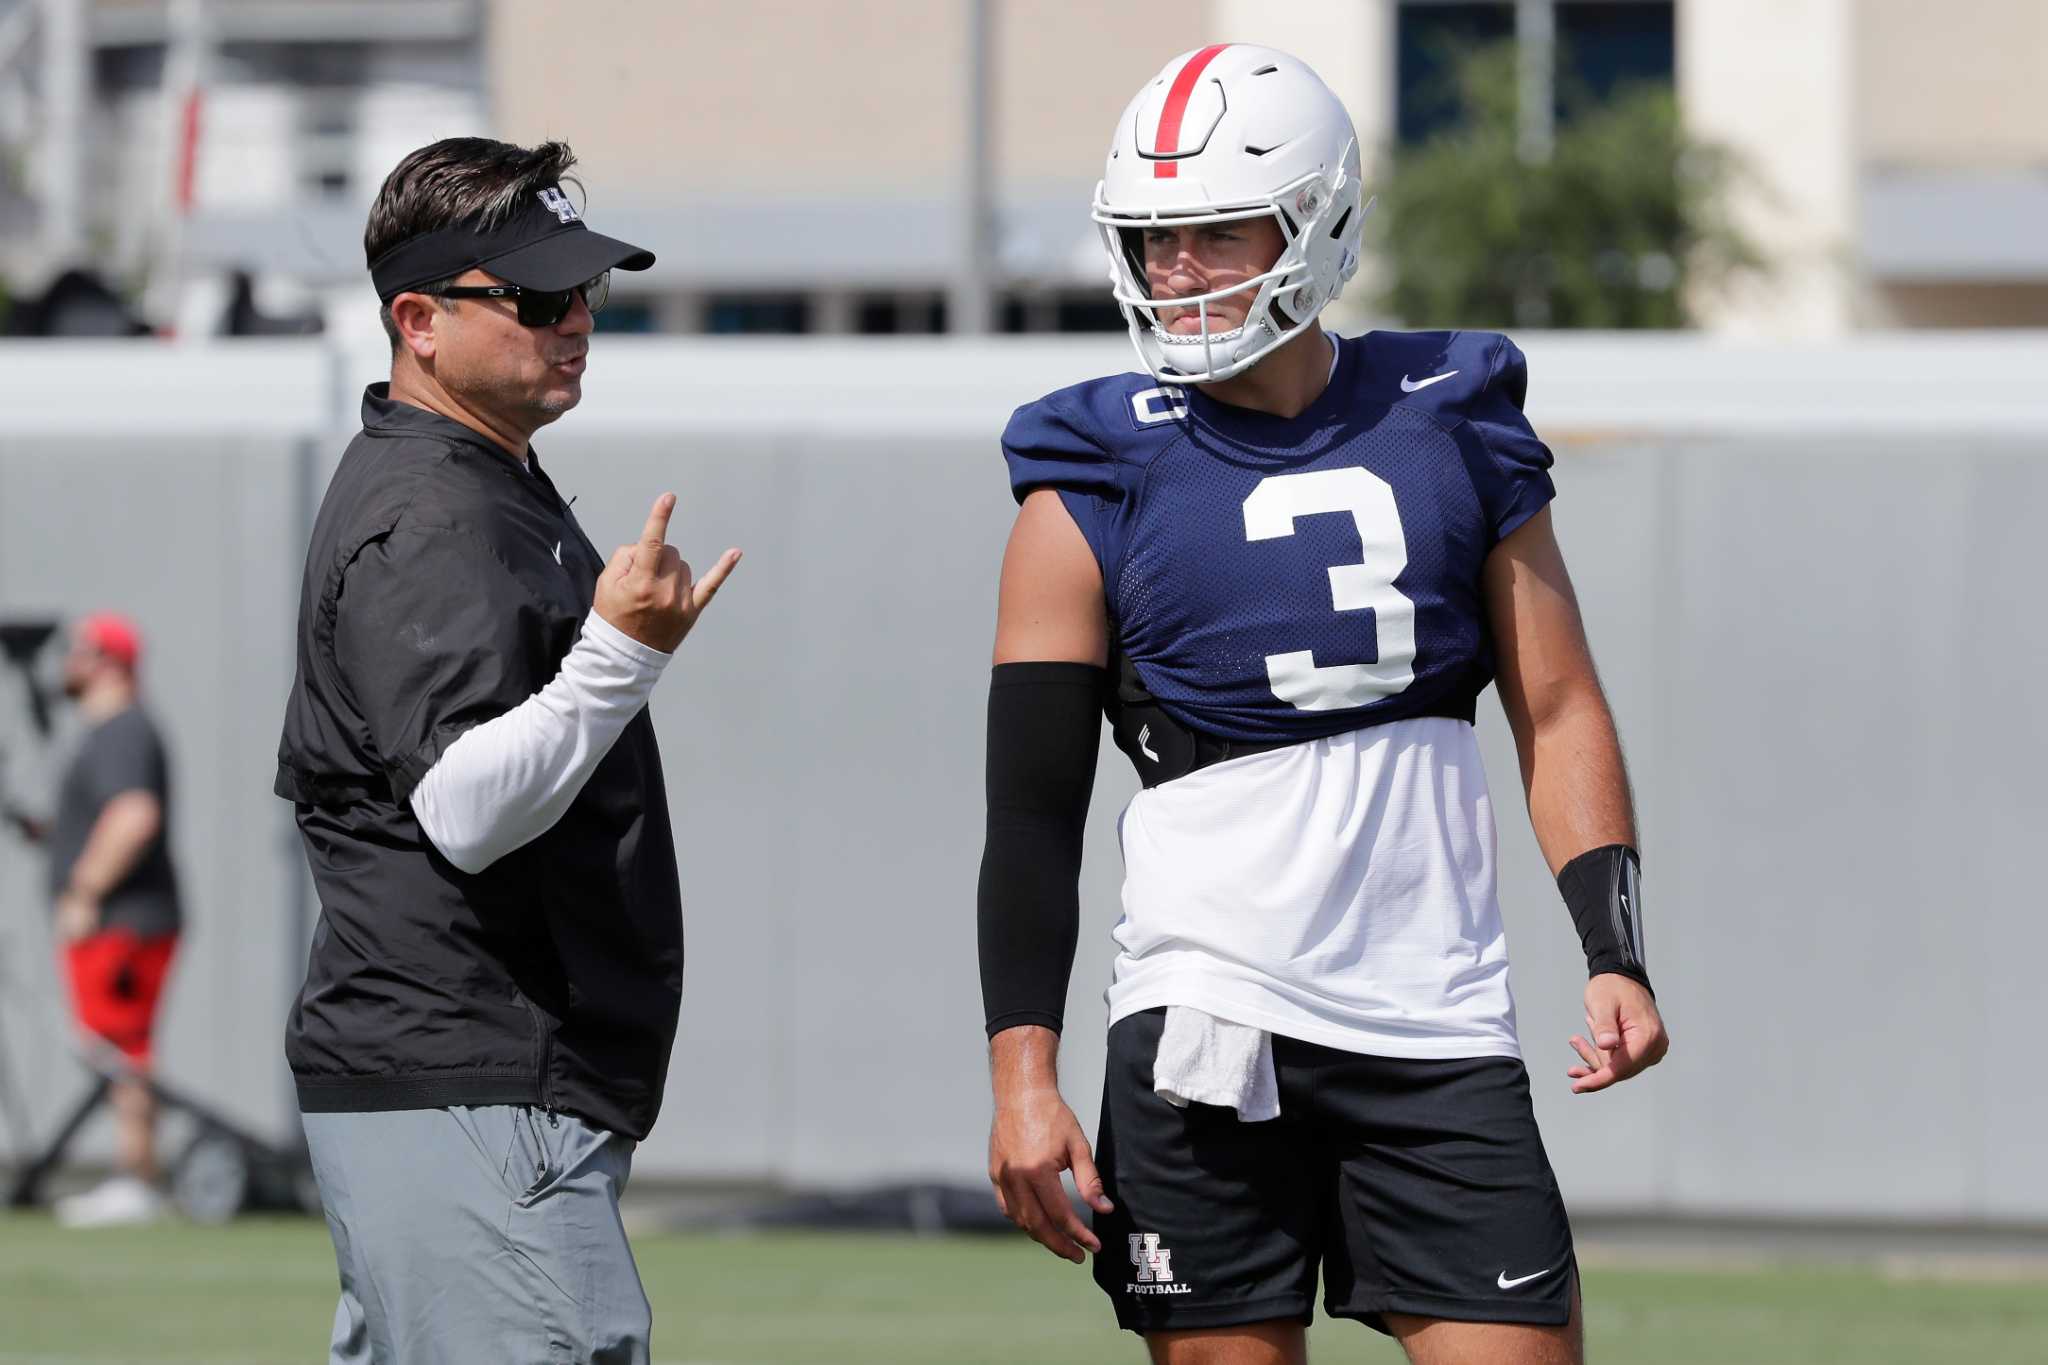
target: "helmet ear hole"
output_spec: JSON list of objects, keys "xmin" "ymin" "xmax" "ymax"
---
[{"xmin": 1273, "ymin": 277, "xmax": 1320, "ymax": 330}]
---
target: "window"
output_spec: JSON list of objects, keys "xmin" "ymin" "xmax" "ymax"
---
[
  {"xmin": 704, "ymin": 294, "xmax": 812, "ymax": 335},
  {"xmin": 1397, "ymin": 3, "xmax": 1517, "ymax": 145},
  {"xmin": 1396, "ymin": 1, "xmax": 1674, "ymax": 145},
  {"xmin": 1557, "ymin": 2, "xmax": 1674, "ymax": 104},
  {"xmin": 856, "ymin": 293, "xmax": 947, "ymax": 334},
  {"xmin": 999, "ymin": 291, "xmax": 1127, "ymax": 334},
  {"xmin": 591, "ymin": 301, "xmax": 657, "ymax": 335}
]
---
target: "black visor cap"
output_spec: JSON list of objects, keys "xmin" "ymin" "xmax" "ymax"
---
[
  {"xmin": 486, "ymin": 225, "xmax": 654, "ymax": 292},
  {"xmin": 370, "ymin": 189, "xmax": 656, "ymax": 301}
]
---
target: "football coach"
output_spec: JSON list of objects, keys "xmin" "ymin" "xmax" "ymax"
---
[{"xmin": 274, "ymin": 138, "xmax": 739, "ymax": 1364}]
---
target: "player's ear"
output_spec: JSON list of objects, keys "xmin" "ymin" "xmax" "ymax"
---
[{"xmin": 389, "ymin": 291, "xmax": 442, "ymax": 361}]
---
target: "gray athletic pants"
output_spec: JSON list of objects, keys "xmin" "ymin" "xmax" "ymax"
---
[{"xmin": 302, "ymin": 1105, "xmax": 650, "ymax": 1364}]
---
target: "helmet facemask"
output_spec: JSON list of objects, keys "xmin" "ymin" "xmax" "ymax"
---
[{"xmin": 1093, "ymin": 162, "xmax": 1361, "ymax": 386}]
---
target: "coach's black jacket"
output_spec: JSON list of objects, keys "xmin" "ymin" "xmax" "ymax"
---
[{"xmin": 275, "ymin": 386, "xmax": 682, "ymax": 1141}]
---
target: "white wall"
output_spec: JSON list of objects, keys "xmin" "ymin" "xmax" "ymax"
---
[{"xmin": 3, "ymin": 333, "xmax": 2045, "ymax": 1221}]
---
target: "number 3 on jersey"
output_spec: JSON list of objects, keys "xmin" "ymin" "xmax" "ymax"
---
[{"xmin": 1242, "ymin": 468, "xmax": 1417, "ymax": 712}]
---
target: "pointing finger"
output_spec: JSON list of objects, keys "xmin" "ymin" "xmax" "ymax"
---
[
  {"xmin": 689, "ymin": 548, "xmax": 743, "ymax": 613},
  {"xmin": 640, "ymin": 492, "xmax": 676, "ymax": 552}
]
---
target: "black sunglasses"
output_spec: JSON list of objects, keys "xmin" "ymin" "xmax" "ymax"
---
[{"xmin": 428, "ymin": 270, "xmax": 611, "ymax": 327}]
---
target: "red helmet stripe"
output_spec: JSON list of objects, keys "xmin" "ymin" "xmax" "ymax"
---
[{"xmin": 1153, "ymin": 44, "xmax": 1231, "ymax": 179}]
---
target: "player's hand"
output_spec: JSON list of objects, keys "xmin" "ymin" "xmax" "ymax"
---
[
  {"xmin": 593, "ymin": 492, "xmax": 741, "ymax": 653},
  {"xmin": 54, "ymin": 891, "xmax": 100, "ymax": 944},
  {"xmin": 988, "ymin": 1085, "xmax": 1113, "ymax": 1264},
  {"xmin": 1567, "ymin": 973, "xmax": 1669, "ymax": 1094}
]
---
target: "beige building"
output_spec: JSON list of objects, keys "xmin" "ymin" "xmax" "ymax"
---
[
  {"xmin": 484, "ymin": 1, "xmax": 1402, "ymax": 332},
  {"xmin": 4, "ymin": 0, "xmax": 2044, "ymax": 334},
  {"xmin": 1684, "ymin": 0, "xmax": 2048, "ymax": 334},
  {"xmin": 492, "ymin": 0, "xmax": 2048, "ymax": 335}
]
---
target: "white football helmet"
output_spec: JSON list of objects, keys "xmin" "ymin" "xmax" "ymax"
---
[{"xmin": 1093, "ymin": 45, "xmax": 1365, "ymax": 385}]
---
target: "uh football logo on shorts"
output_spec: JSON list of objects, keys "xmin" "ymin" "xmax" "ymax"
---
[{"xmin": 1127, "ymin": 1232, "xmax": 1190, "ymax": 1294}]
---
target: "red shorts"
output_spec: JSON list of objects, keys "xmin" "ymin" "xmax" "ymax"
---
[{"xmin": 63, "ymin": 930, "xmax": 178, "ymax": 1067}]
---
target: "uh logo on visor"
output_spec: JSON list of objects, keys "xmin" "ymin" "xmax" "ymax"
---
[{"xmin": 536, "ymin": 186, "xmax": 580, "ymax": 224}]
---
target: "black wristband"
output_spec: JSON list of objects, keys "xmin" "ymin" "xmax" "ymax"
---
[
  {"xmin": 1556, "ymin": 844, "xmax": 1652, "ymax": 994},
  {"xmin": 977, "ymin": 662, "xmax": 1106, "ymax": 1037}
]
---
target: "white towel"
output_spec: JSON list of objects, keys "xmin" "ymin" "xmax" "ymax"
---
[{"xmin": 1152, "ymin": 1006, "xmax": 1280, "ymax": 1122}]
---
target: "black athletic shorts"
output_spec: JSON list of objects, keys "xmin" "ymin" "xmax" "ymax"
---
[{"xmin": 1091, "ymin": 1008, "xmax": 1576, "ymax": 1336}]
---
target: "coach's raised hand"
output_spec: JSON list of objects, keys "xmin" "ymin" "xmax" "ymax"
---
[{"xmin": 595, "ymin": 492, "xmax": 742, "ymax": 653}]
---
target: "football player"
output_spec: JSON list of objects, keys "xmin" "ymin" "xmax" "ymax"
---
[{"xmin": 978, "ymin": 45, "xmax": 1667, "ymax": 1365}]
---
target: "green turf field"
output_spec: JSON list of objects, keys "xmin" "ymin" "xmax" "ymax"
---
[{"xmin": 1, "ymin": 1213, "xmax": 2045, "ymax": 1364}]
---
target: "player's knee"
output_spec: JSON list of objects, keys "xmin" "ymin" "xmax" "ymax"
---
[{"xmin": 1145, "ymin": 1323, "xmax": 1307, "ymax": 1365}]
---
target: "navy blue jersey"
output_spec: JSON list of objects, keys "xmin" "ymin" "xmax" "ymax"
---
[{"xmin": 1001, "ymin": 330, "xmax": 1555, "ymax": 744}]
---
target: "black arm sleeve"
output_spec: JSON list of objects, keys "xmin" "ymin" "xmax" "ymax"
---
[{"xmin": 977, "ymin": 662, "xmax": 1106, "ymax": 1038}]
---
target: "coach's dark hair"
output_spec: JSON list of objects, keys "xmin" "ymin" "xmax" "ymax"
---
[{"xmin": 364, "ymin": 137, "xmax": 582, "ymax": 349}]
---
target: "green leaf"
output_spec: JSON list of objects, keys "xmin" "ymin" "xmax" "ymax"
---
[{"xmin": 1374, "ymin": 41, "xmax": 1763, "ymax": 329}]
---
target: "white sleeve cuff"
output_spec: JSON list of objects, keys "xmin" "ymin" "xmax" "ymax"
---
[
  {"xmin": 409, "ymin": 613, "xmax": 673, "ymax": 873},
  {"xmin": 582, "ymin": 610, "xmax": 674, "ymax": 671}
]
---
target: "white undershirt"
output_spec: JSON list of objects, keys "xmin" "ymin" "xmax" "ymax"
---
[
  {"xmin": 409, "ymin": 612, "xmax": 670, "ymax": 875},
  {"xmin": 1109, "ymin": 716, "xmax": 1521, "ymax": 1060}
]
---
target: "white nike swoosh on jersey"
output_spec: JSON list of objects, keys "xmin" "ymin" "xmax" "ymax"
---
[
  {"xmin": 1497, "ymin": 1263, "xmax": 1563, "ymax": 1290},
  {"xmin": 553, "ymin": 541, "xmax": 563, "ymax": 564},
  {"xmin": 1400, "ymin": 370, "xmax": 1459, "ymax": 393}
]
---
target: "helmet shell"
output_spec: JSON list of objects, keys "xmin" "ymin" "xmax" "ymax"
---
[{"xmin": 1094, "ymin": 45, "xmax": 1364, "ymax": 384}]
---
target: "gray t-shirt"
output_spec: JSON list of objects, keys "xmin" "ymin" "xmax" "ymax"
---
[{"xmin": 47, "ymin": 705, "xmax": 182, "ymax": 937}]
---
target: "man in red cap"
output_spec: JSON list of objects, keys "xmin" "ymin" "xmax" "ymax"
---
[{"xmin": 41, "ymin": 612, "xmax": 183, "ymax": 1227}]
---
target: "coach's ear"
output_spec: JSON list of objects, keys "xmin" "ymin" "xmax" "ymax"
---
[{"xmin": 389, "ymin": 291, "xmax": 443, "ymax": 362}]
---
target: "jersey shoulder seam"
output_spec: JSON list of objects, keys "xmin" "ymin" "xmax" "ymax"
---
[
  {"xmin": 1057, "ymin": 374, "xmax": 1160, "ymax": 457},
  {"xmin": 1373, "ymin": 329, "xmax": 1482, "ymax": 437}
]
